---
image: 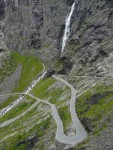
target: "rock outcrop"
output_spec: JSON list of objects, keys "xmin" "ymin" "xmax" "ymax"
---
[
  {"xmin": 1, "ymin": 0, "xmax": 113, "ymax": 149},
  {"xmin": 1, "ymin": 0, "xmax": 113, "ymax": 69},
  {"xmin": 16, "ymin": 133, "xmax": 38, "ymax": 150},
  {"xmin": 0, "ymin": 0, "xmax": 5, "ymax": 20},
  {"xmin": 63, "ymin": 0, "xmax": 113, "ymax": 78},
  {"xmin": 1, "ymin": 0, "xmax": 72, "ymax": 64}
]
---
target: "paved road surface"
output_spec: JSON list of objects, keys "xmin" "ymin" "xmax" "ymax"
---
[{"xmin": 0, "ymin": 75, "xmax": 87, "ymax": 145}]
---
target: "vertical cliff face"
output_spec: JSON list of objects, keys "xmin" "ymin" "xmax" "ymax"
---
[
  {"xmin": 0, "ymin": 0, "xmax": 5, "ymax": 20},
  {"xmin": 0, "ymin": 0, "xmax": 74, "ymax": 64},
  {"xmin": 1, "ymin": 1, "xmax": 113, "ymax": 150},
  {"xmin": 0, "ymin": 0, "xmax": 10, "ymax": 62},
  {"xmin": 58, "ymin": 0, "xmax": 113, "ymax": 80},
  {"xmin": 1, "ymin": 0, "xmax": 113, "ymax": 73}
]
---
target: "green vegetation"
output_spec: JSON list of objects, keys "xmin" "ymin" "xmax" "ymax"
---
[
  {"xmin": 30, "ymin": 77, "xmax": 56, "ymax": 99},
  {"xmin": 0, "ymin": 57, "xmax": 72, "ymax": 149},
  {"xmin": 0, "ymin": 95, "xmax": 18, "ymax": 110},
  {"xmin": 0, "ymin": 98, "xmax": 55, "ymax": 150},
  {"xmin": 31, "ymin": 77, "xmax": 70, "ymax": 105},
  {"xmin": 0, "ymin": 96, "xmax": 36, "ymax": 124},
  {"xmin": 67, "ymin": 40, "xmax": 82, "ymax": 54},
  {"xmin": 53, "ymin": 59, "xmax": 63, "ymax": 72},
  {"xmin": 70, "ymin": 79, "xmax": 113, "ymax": 149},
  {"xmin": 30, "ymin": 77, "xmax": 72, "ymax": 133},
  {"xmin": 49, "ymin": 87, "xmax": 63, "ymax": 104},
  {"xmin": 74, "ymin": 79, "xmax": 113, "ymax": 149},
  {"xmin": 29, "ymin": 117, "xmax": 52, "ymax": 137},
  {"xmin": 77, "ymin": 80, "xmax": 113, "ymax": 120},
  {"xmin": 0, "ymin": 102, "xmax": 47, "ymax": 138},
  {"xmin": 0, "ymin": 52, "xmax": 43, "ymax": 110},
  {"xmin": 34, "ymin": 140, "xmax": 45, "ymax": 150},
  {"xmin": 0, "ymin": 55, "xmax": 17, "ymax": 83},
  {"xmin": 0, "ymin": 117, "xmax": 52, "ymax": 150},
  {"xmin": 58, "ymin": 105, "xmax": 72, "ymax": 133},
  {"xmin": 11, "ymin": 52, "xmax": 43, "ymax": 92}
]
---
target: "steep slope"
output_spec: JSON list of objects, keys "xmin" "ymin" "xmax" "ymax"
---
[
  {"xmin": 0, "ymin": 0, "xmax": 113, "ymax": 150},
  {"xmin": 63, "ymin": 0, "xmax": 113, "ymax": 78},
  {"xmin": 61, "ymin": 0, "xmax": 113, "ymax": 149},
  {"xmin": 1, "ymin": 0, "xmax": 75, "ymax": 64}
]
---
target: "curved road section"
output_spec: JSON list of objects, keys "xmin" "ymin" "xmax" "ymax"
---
[
  {"xmin": 53, "ymin": 75, "xmax": 87, "ymax": 145},
  {"xmin": 0, "ymin": 75, "xmax": 87, "ymax": 145}
]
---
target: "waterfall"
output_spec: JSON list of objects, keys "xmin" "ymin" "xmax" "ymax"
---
[{"xmin": 62, "ymin": 2, "xmax": 75, "ymax": 52}]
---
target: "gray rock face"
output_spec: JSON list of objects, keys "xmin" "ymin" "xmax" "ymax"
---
[
  {"xmin": 1, "ymin": 0, "xmax": 113, "ymax": 149},
  {"xmin": 83, "ymin": 110, "xmax": 113, "ymax": 150},
  {"xmin": 57, "ymin": 0, "xmax": 113, "ymax": 80},
  {"xmin": 0, "ymin": 0, "xmax": 113, "ymax": 68},
  {"xmin": 0, "ymin": 64, "xmax": 22, "ymax": 103},
  {"xmin": 0, "ymin": 0, "xmax": 5, "ymax": 20},
  {"xmin": 0, "ymin": 0, "xmax": 71, "ymax": 64}
]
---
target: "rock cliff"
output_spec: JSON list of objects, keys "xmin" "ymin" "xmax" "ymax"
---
[
  {"xmin": 0, "ymin": 0, "xmax": 113, "ymax": 149},
  {"xmin": 62, "ymin": 0, "xmax": 113, "ymax": 77},
  {"xmin": 1, "ymin": 0, "xmax": 113, "ymax": 71},
  {"xmin": 0, "ymin": 0, "xmax": 74, "ymax": 64}
]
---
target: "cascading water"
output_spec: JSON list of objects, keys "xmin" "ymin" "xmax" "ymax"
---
[
  {"xmin": 0, "ymin": 70, "xmax": 47, "ymax": 117},
  {"xmin": 62, "ymin": 2, "xmax": 75, "ymax": 52}
]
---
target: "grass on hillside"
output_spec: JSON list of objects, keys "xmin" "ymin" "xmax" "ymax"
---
[
  {"xmin": 66, "ymin": 79, "xmax": 113, "ymax": 149},
  {"xmin": 58, "ymin": 105, "xmax": 72, "ymax": 133},
  {"xmin": 77, "ymin": 80, "xmax": 113, "ymax": 121},
  {"xmin": 0, "ymin": 117, "xmax": 52, "ymax": 150},
  {"xmin": 12, "ymin": 52, "xmax": 43, "ymax": 92},
  {"xmin": 0, "ymin": 57, "xmax": 73, "ymax": 150},
  {"xmin": 1, "ymin": 76, "xmax": 72, "ymax": 142},
  {"xmin": 0, "ymin": 102, "xmax": 45, "ymax": 138},
  {"xmin": 0, "ymin": 52, "xmax": 43, "ymax": 110},
  {"xmin": 0, "ymin": 55, "xmax": 17, "ymax": 83},
  {"xmin": 30, "ymin": 77, "xmax": 56, "ymax": 99},
  {"xmin": 30, "ymin": 77, "xmax": 72, "ymax": 133},
  {"xmin": 0, "ymin": 100, "xmax": 54, "ymax": 150},
  {"xmin": 0, "ymin": 96, "xmax": 36, "ymax": 124},
  {"xmin": 74, "ymin": 79, "xmax": 113, "ymax": 149}
]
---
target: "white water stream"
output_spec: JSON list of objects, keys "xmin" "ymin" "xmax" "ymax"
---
[
  {"xmin": 0, "ymin": 70, "xmax": 47, "ymax": 117},
  {"xmin": 0, "ymin": 75, "xmax": 87, "ymax": 145},
  {"xmin": 0, "ymin": 1, "xmax": 88, "ymax": 146},
  {"xmin": 62, "ymin": 2, "xmax": 75, "ymax": 52}
]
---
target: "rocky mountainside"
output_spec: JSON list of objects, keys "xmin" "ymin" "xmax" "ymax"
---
[
  {"xmin": 0, "ymin": 0, "xmax": 113, "ymax": 150},
  {"xmin": 1, "ymin": 0, "xmax": 113, "ymax": 70},
  {"xmin": 66, "ymin": 0, "xmax": 113, "ymax": 77},
  {"xmin": 0, "ymin": 0, "xmax": 75, "ymax": 64}
]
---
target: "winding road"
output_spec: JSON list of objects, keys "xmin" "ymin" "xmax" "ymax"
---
[
  {"xmin": 53, "ymin": 75, "xmax": 87, "ymax": 145},
  {"xmin": 0, "ymin": 66, "xmax": 47, "ymax": 117},
  {"xmin": 0, "ymin": 75, "xmax": 87, "ymax": 145}
]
